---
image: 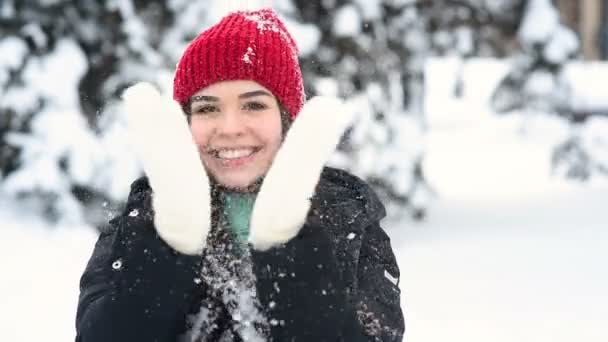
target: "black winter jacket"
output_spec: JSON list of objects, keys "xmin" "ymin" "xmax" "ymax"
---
[{"xmin": 75, "ymin": 167, "xmax": 404, "ymax": 341}]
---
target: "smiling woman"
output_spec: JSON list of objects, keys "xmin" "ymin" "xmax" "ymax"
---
[
  {"xmin": 75, "ymin": 7, "xmax": 404, "ymax": 342},
  {"xmin": 189, "ymin": 81, "xmax": 284, "ymax": 191}
]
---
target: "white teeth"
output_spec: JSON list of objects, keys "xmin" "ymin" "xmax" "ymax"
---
[{"xmin": 216, "ymin": 148, "xmax": 255, "ymax": 159}]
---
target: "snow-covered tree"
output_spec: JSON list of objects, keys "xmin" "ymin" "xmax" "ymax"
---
[
  {"xmin": 291, "ymin": 0, "xmax": 526, "ymax": 220},
  {"xmin": 1, "ymin": 0, "xmax": 535, "ymax": 227},
  {"xmin": 0, "ymin": 1, "xmax": 184, "ymax": 227},
  {"xmin": 491, "ymin": 0, "xmax": 608, "ymax": 180}
]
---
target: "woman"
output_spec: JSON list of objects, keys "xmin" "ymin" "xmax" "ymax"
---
[{"xmin": 75, "ymin": 8, "xmax": 404, "ymax": 342}]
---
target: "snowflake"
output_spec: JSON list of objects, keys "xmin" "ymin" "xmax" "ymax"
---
[{"xmin": 243, "ymin": 46, "xmax": 255, "ymax": 64}]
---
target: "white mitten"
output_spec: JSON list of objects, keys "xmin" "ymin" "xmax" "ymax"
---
[
  {"xmin": 249, "ymin": 96, "xmax": 353, "ymax": 251},
  {"xmin": 122, "ymin": 82, "xmax": 211, "ymax": 255}
]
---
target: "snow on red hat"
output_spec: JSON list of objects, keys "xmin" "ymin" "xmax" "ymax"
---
[{"xmin": 173, "ymin": 8, "xmax": 305, "ymax": 119}]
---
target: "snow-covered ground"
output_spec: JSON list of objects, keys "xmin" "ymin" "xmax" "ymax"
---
[
  {"xmin": 399, "ymin": 150, "xmax": 608, "ymax": 342},
  {"xmin": 0, "ymin": 205, "xmax": 97, "ymax": 341},
  {"xmin": 1, "ymin": 58, "xmax": 607, "ymax": 341},
  {"xmin": 396, "ymin": 185, "xmax": 608, "ymax": 342}
]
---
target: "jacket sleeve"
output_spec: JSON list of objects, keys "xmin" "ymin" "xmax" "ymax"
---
[
  {"xmin": 75, "ymin": 181, "xmax": 203, "ymax": 342},
  {"xmin": 354, "ymin": 223, "xmax": 405, "ymax": 342}
]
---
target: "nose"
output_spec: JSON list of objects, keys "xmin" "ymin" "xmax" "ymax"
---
[{"xmin": 217, "ymin": 109, "xmax": 246, "ymax": 137}]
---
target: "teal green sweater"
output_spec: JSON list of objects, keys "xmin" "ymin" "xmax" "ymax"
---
[{"xmin": 220, "ymin": 191, "xmax": 256, "ymax": 244}]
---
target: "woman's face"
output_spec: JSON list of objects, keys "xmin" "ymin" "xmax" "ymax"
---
[{"xmin": 188, "ymin": 80, "xmax": 283, "ymax": 191}]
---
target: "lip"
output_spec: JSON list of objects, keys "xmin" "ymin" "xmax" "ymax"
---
[
  {"xmin": 204, "ymin": 146, "xmax": 262, "ymax": 169},
  {"xmin": 205, "ymin": 146, "xmax": 258, "ymax": 153}
]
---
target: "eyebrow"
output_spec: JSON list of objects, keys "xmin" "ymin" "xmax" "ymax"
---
[
  {"xmin": 190, "ymin": 90, "xmax": 273, "ymax": 104},
  {"xmin": 238, "ymin": 90, "xmax": 273, "ymax": 99}
]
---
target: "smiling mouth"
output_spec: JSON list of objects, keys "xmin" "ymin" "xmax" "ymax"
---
[{"xmin": 207, "ymin": 147, "xmax": 261, "ymax": 160}]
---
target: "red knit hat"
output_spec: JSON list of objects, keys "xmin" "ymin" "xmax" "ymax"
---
[{"xmin": 173, "ymin": 8, "xmax": 305, "ymax": 119}]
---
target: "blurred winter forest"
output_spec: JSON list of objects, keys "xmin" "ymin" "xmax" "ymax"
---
[{"xmin": 1, "ymin": 0, "xmax": 608, "ymax": 230}]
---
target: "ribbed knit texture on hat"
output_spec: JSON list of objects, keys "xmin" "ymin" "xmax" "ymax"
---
[{"xmin": 173, "ymin": 8, "xmax": 305, "ymax": 119}]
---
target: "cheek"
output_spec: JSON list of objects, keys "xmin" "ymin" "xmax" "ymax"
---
[
  {"xmin": 190, "ymin": 122, "xmax": 210, "ymax": 146},
  {"xmin": 263, "ymin": 118, "xmax": 283, "ymax": 152}
]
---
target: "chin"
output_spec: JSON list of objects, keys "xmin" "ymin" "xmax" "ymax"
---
[{"xmin": 213, "ymin": 174, "xmax": 263, "ymax": 192}]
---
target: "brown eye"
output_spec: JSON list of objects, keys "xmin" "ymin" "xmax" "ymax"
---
[
  {"xmin": 243, "ymin": 101, "xmax": 267, "ymax": 111},
  {"xmin": 193, "ymin": 105, "xmax": 217, "ymax": 115}
]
